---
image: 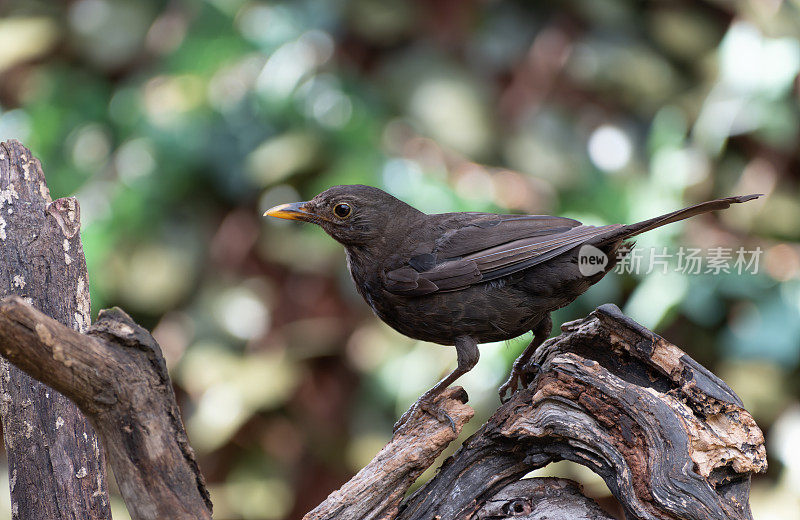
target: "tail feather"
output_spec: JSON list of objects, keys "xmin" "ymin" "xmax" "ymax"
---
[{"xmin": 599, "ymin": 194, "xmax": 762, "ymax": 243}]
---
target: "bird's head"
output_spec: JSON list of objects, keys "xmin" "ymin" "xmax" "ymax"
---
[{"xmin": 264, "ymin": 185, "xmax": 422, "ymax": 246}]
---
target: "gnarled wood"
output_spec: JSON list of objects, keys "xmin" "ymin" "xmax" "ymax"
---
[
  {"xmin": 0, "ymin": 297, "xmax": 212, "ymax": 520},
  {"xmin": 475, "ymin": 478, "xmax": 615, "ymax": 520},
  {"xmin": 289, "ymin": 303, "xmax": 766, "ymax": 520},
  {"xmin": 0, "ymin": 139, "xmax": 110, "ymax": 519},
  {"xmin": 397, "ymin": 304, "xmax": 766, "ymax": 520}
]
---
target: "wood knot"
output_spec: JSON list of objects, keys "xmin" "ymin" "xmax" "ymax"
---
[{"xmin": 47, "ymin": 197, "xmax": 81, "ymax": 239}]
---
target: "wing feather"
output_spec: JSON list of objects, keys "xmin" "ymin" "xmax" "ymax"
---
[
  {"xmin": 383, "ymin": 266, "xmax": 440, "ymax": 295},
  {"xmin": 383, "ymin": 213, "xmax": 622, "ymax": 296}
]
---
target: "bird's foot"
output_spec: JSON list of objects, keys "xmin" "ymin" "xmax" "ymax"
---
[
  {"xmin": 498, "ymin": 361, "xmax": 541, "ymax": 403},
  {"xmin": 393, "ymin": 393, "xmax": 457, "ymax": 434}
]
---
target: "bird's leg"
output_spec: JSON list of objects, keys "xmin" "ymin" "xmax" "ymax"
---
[
  {"xmin": 393, "ymin": 335, "xmax": 479, "ymax": 434},
  {"xmin": 498, "ymin": 315, "xmax": 552, "ymax": 403}
]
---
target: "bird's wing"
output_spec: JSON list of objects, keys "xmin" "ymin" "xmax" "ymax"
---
[{"xmin": 383, "ymin": 213, "xmax": 621, "ymax": 296}]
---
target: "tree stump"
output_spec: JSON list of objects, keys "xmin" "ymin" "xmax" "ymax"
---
[
  {"xmin": 0, "ymin": 140, "xmax": 210, "ymax": 520},
  {"xmin": 0, "ymin": 139, "xmax": 110, "ymax": 519}
]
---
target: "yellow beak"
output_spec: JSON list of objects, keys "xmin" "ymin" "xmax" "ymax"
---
[{"xmin": 263, "ymin": 201, "xmax": 313, "ymax": 221}]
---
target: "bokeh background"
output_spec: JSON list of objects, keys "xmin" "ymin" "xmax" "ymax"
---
[{"xmin": 1, "ymin": 0, "xmax": 800, "ymax": 518}]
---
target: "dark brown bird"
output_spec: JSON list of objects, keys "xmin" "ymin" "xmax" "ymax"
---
[{"xmin": 265, "ymin": 185, "xmax": 760, "ymax": 431}]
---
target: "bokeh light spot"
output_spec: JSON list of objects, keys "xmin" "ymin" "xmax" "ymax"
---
[{"xmin": 588, "ymin": 125, "xmax": 632, "ymax": 172}]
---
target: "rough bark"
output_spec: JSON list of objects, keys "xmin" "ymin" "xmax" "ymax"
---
[
  {"xmin": 293, "ymin": 305, "xmax": 766, "ymax": 520},
  {"xmin": 397, "ymin": 304, "xmax": 766, "ymax": 520},
  {"xmin": 474, "ymin": 478, "xmax": 615, "ymax": 520},
  {"xmin": 0, "ymin": 139, "xmax": 111, "ymax": 519},
  {"xmin": 0, "ymin": 297, "xmax": 213, "ymax": 520}
]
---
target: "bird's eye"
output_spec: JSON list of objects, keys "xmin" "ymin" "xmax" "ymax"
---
[{"xmin": 333, "ymin": 203, "xmax": 352, "ymax": 219}]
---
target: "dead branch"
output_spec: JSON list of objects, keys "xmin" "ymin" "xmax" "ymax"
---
[{"xmin": 0, "ymin": 297, "xmax": 212, "ymax": 520}]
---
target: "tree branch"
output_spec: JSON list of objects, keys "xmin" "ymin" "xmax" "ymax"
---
[{"xmin": 0, "ymin": 297, "xmax": 212, "ymax": 520}]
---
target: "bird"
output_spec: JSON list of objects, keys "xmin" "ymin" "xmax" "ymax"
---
[{"xmin": 264, "ymin": 185, "xmax": 760, "ymax": 431}]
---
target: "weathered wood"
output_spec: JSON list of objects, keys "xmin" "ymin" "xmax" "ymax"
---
[
  {"xmin": 304, "ymin": 386, "xmax": 474, "ymax": 520},
  {"xmin": 474, "ymin": 478, "xmax": 615, "ymax": 519},
  {"xmin": 0, "ymin": 139, "xmax": 110, "ymax": 519},
  {"xmin": 293, "ymin": 304, "xmax": 765, "ymax": 520},
  {"xmin": 0, "ymin": 297, "xmax": 213, "ymax": 520},
  {"xmin": 397, "ymin": 304, "xmax": 766, "ymax": 520}
]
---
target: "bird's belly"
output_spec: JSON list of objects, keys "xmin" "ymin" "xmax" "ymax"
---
[{"xmin": 366, "ymin": 284, "xmax": 545, "ymax": 346}]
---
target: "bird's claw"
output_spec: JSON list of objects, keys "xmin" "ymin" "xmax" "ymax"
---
[
  {"xmin": 393, "ymin": 395, "xmax": 457, "ymax": 434},
  {"xmin": 498, "ymin": 361, "xmax": 541, "ymax": 403}
]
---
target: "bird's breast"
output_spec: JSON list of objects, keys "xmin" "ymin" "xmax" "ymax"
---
[{"xmin": 344, "ymin": 248, "xmax": 384, "ymax": 311}]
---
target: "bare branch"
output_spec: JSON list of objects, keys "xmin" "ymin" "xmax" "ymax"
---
[{"xmin": 0, "ymin": 297, "xmax": 212, "ymax": 520}]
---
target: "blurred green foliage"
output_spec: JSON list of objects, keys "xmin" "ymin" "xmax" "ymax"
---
[{"xmin": 1, "ymin": 0, "xmax": 800, "ymax": 518}]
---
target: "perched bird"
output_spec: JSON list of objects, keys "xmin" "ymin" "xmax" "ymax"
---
[{"xmin": 265, "ymin": 185, "xmax": 760, "ymax": 431}]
